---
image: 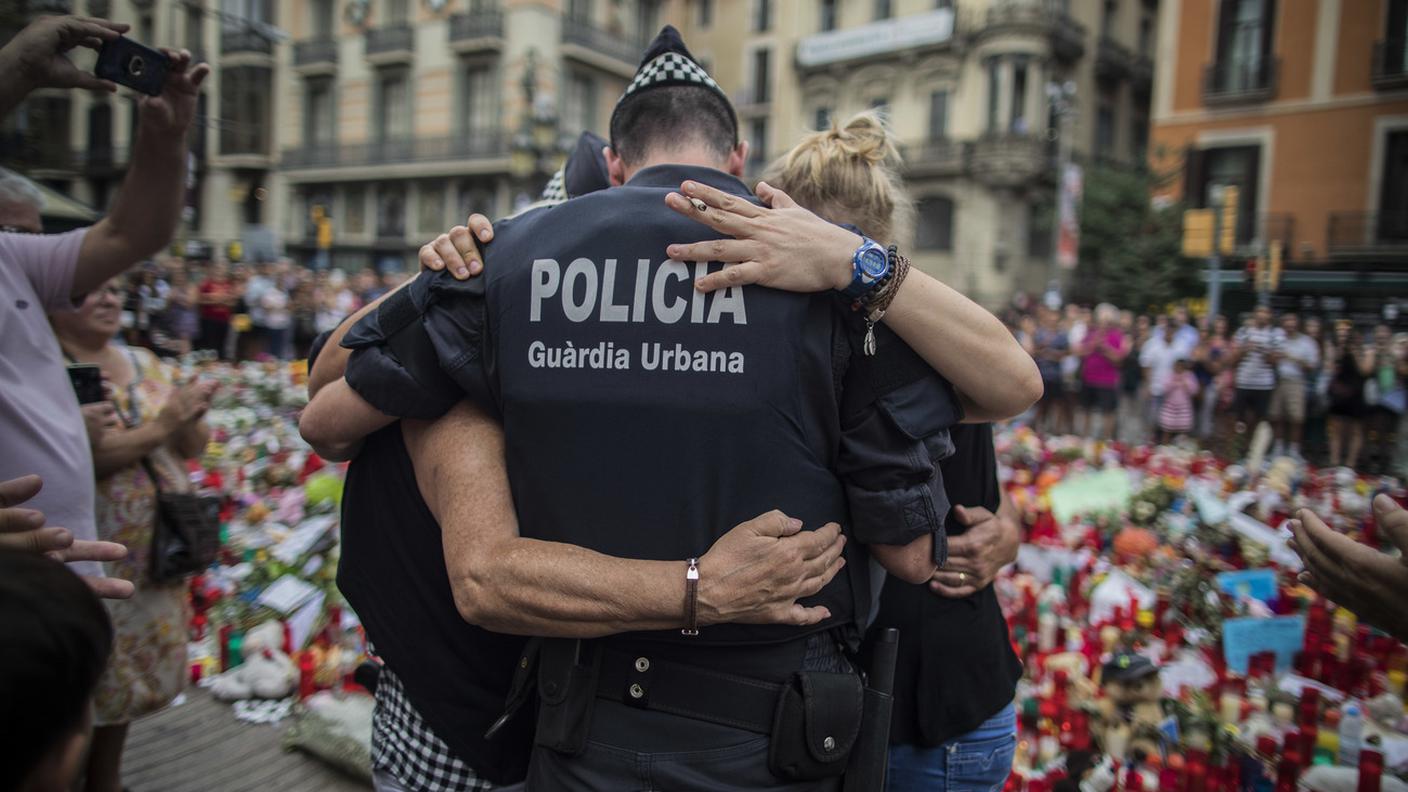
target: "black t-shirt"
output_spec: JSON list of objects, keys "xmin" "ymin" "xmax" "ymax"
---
[
  {"xmin": 310, "ymin": 334, "xmax": 531, "ymax": 785},
  {"xmin": 870, "ymin": 423, "xmax": 1023, "ymax": 747},
  {"xmin": 342, "ymin": 164, "xmax": 962, "ymax": 656}
]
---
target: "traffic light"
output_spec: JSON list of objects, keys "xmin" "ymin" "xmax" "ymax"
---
[
  {"xmin": 1218, "ymin": 186, "xmax": 1239, "ymax": 254},
  {"xmin": 1182, "ymin": 209, "xmax": 1214, "ymax": 257}
]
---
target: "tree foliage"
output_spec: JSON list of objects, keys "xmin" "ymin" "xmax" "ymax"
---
[{"xmin": 1070, "ymin": 164, "xmax": 1201, "ymax": 311}]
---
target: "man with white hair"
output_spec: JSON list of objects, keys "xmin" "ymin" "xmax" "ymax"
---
[{"xmin": 0, "ymin": 13, "xmax": 209, "ymax": 597}]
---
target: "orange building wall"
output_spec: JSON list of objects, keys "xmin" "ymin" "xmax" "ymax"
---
[
  {"xmin": 1172, "ymin": 0, "xmax": 1214, "ymax": 113},
  {"xmin": 1151, "ymin": 99, "xmax": 1408, "ymax": 258},
  {"xmin": 1336, "ymin": 0, "xmax": 1383, "ymax": 95},
  {"xmin": 1276, "ymin": 0, "xmax": 1318, "ymax": 101}
]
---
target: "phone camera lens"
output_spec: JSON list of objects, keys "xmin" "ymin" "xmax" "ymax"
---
[{"xmin": 127, "ymin": 55, "xmax": 145, "ymax": 76}]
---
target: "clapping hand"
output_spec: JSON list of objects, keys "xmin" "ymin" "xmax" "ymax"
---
[
  {"xmin": 1289, "ymin": 494, "xmax": 1408, "ymax": 644},
  {"xmin": 0, "ymin": 475, "xmax": 132, "ymax": 599}
]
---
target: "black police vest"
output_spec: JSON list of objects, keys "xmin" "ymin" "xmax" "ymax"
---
[{"xmin": 468, "ymin": 165, "xmax": 866, "ymax": 647}]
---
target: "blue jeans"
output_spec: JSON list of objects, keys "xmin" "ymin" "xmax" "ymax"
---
[{"xmin": 886, "ymin": 704, "xmax": 1017, "ymax": 792}]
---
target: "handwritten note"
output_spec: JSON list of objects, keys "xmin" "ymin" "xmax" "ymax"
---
[
  {"xmin": 1216, "ymin": 569, "xmax": 1279, "ymax": 603},
  {"xmin": 1222, "ymin": 615, "xmax": 1306, "ymax": 674}
]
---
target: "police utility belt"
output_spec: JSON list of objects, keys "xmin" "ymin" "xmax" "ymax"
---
[{"xmin": 498, "ymin": 634, "xmax": 898, "ymax": 787}]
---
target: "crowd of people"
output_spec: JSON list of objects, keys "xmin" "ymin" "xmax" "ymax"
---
[
  {"xmin": 117, "ymin": 257, "xmax": 409, "ymax": 363},
  {"xmin": 2, "ymin": 13, "xmax": 1408, "ymax": 792},
  {"xmin": 1009, "ymin": 300, "xmax": 1408, "ymax": 475}
]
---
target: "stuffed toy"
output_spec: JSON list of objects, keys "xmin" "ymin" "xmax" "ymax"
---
[{"xmin": 209, "ymin": 620, "xmax": 297, "ymax": 701}]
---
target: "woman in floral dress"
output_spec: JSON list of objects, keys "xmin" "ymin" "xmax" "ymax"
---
[{"xmin": 51, "ymin": 279, "xmax": 216, "ymax": 792}]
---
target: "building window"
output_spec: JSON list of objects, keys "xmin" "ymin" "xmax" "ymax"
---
[
  {"xmin": 1388, "ymin": 0, "xmax": 1408, "ymax": 73},
  {"xmin": 567, "ymin": 0, "xmax": 592, "ymax": 23},
  {"xmin": 698, "ymin": 0, "xmax": 712, "ymax": 27},
  {"xmin": 375, "ymin": 68, "xmax": 412, "ymax": 144},
  {"xmin": 386, "ymin": 0, "xmax": 410, "ymax": 24},
  {"xmin": 1212, "ymin": 0, "xmax": 1276, "ymax": 92},
  {"xmin": 1185, "ymin": 144, "xmax": 1260, "ymax": 245},
  {"xmin": 1138, "ymin": 13, "xmax": 1153, "ymax": 54},
  {"xmin": 185, "ymin": 4, "xmax": 204, "ymax": 54},
  {"xmin": 1377, "ymin": 130, "xmax": 1408, "ymax": 241},
  {"xmin": 220, "ymin": 66, "xmax": 271, "ymax": 156},
  {"xmin": 377, "ymin": 183, "xmax": 406, "ymax": 239},
  {"xmin": 564, "ymin": 71, "xmax": 597, "ymax": 135},
  {"xmin": 915, "ymin": 197, "xmax": 955, "ymax": 251},
  {"xmin": 344, "ymin": 185, "xmax": 366, "ymax": 234},
  {"xmin": 1011, "ymin": 60, "xmax": 1029, "ymax": 134},
  {"xmin": 458, "ymin": 181, "xmax": 496, "ymax": 224},
  {"xmin": 814, "ymin": 106, "xmax": 832, "ymax": 130},
  {"xmin": 418, "ymin": 183, "xmax": 445, "ymax": 234},
  {"xmin": 749, "ymin": 117, "xmax": 767, "ymax": 166},
  {"xmin": 875, "ymin": 0, "xmax": 892, "ymax": 21},
  {"xmin": 755, "ymin": 0, "xmax": 771, "ymax": 32},
  {"xmin": 460, "ymin": 62, "xmax": 498, "ymax": 138},
  {"xmin": 869, "ymin": 96, "xmax": 890, "ymax": 120},
  {"xmin": 985, "ymin": 58, "xmax": 1000, "ymax": 133},
  {"xmin": 1101, "ymin": 0, "xmax": 1117, "ymax": 37},
  {"xmin": 1028, "ymin": 200, "xmax": 1053, "ymax": 258},
  {"xmin": 1095, "ymin": 100, "xmax": 1115, "ymax": 153},
  {"xmin": 87, "ymin": 101, "xmax": 112, "ymax": 154},
  {"xmin": 311, "ymin": 0, "xmax": 335, "ymax": 36},
  {"xmin": 1131, "ymin": 110, "xmax": 1149, "ymax": 161},
  {"xmin": 752, "ymin": 48, "xmax": 771, "ymax": 103},
  {"xmin": 305, "ymin": 78, "xmax": 335, "ymax": 148},
  {"xmin": 636, "ymin": 0, "xmax": 660, "ymax": 42},
  {"xmin": 928, "ymin": 90, "xmax": 949, "ymax": 140},
  {"xmin": 935, "ymin": 0, "xmax": 953, "ymax": 9},
  {"xmin": 819, "ymin": 0, "xmax": 837, "ymax": 31}
]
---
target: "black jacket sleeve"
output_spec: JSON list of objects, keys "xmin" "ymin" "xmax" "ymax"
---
[
  {"xmin": 834, "ymin": 313, "xmax": 962, "ymax": 567},
  {"xmin": 341, "ymin": 270, "xmax": 499, "ymax": 421}
]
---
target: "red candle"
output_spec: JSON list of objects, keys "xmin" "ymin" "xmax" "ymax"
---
[
  {"xmin": 1358, "ymin": 749, "xmax": 1384, "ymax": 792},
  {"xmin": 218, "ymin": 623, "xmax": 233, "ymax": 672},
  {"xmin": 298, "ymin": 650, "xmax": 317, "ymax": 700}
]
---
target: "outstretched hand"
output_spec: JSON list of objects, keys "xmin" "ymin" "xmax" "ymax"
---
[
  {"xmin": 0, "ymin": 14, "xmax": 129, "ymax": 93},
  {"xmin": 697, "ymin": 510, "xmax": 847, "ymax": 627},
  {"xmin": 663, "ymin": 180, "xmax": 862, "ymax": 294},
  {"xmin": 1289, "ymin": 494, "xmax": 1408, "ymax": 643},
  {"xmin": 0, "ymin": 475, "xmax": 133, "ymax": 599}
]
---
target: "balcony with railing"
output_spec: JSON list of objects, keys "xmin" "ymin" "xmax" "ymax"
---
[
  {"xmin": 449, "ymin": 10, "xmax": 504, "ymax": 52},
  {"xmin": 79, "ymin": 145, "xmax": 130, "ymax": 175},
  {"xmin": 969, "ymin": 133, "xmax": 1050, "ymax": 188},
  {"xmin": 220, "ymin": 28, "xmax": 274, "ymax": 56},
  {"xmin": 561, "ymin": 18, "xmax": 646, "ymax": 75},
  {"xmin": 0, "ymin": 135, "xmax": 74, "ymax": 172},
  {"xmin": 1130, "ymin": 52, "xmax": 1154, "ymax": 94},
  {"xmin": 365, "ymin": 24, "xmax": 414, "ymax": 64},
  {"xmin": 1327, "ymin": 212, "xmax": 1408, "ymax": 259},
  {"xmin": 293, "ymin": 38, "xmax": 338, "ymax": 71},
  {"xmin": 1203, "ymin": 56, "xmax": 1278, "ymax": 106},
  {"xmin": 979, "ymin": 1, "xmax": 1086, "ymax": 62},
  {"xmin": 900, "ymin": 138, "xmax": 971, "ymax": 178},
  {"xmin": 281, "ymin": 132, "xmax": 508, "ymax": 170},
  {"xmin": 1373, "ymin": 39, "xmax": 1408, "ymax": 91},
  {"xmin": 1095, "ymin": 36, "xmax": 1132, "ymax": 82}
]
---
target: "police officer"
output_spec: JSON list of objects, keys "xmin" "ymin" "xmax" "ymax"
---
[{"xmin": 339, "ymin": 27, "xmax": 959, "ymax": 790}]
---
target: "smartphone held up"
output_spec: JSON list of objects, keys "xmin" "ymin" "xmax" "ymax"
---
[{"xmin": 94, "ymin": 36, "xmax": 170, "ymax": 96}]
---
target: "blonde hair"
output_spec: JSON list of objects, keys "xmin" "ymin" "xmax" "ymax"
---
[{"xmin": 763, "ymin": 111, "xmax": 912, "ymax": 243}]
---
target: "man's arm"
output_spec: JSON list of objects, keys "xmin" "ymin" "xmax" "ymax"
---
[
  {"xmin": 73, "ymin": 50, "xmax": 209, "ymax": 298},
  {"xmin": 405, "ymin": 401, "xmax": 847, "ymax": 637},
  {"xmin": 307, "ymin": 278, "xmax": 413, "ymax": 397}
]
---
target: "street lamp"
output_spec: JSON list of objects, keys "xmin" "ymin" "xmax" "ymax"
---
[{"xmin": 1045, "ymin": 80, "xmax": 1078, "ymax": 305}]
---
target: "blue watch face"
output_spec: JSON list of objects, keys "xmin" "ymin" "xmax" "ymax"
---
[{"xmin": 858, "ymin": 247, "xmax": 888, "ymax": 278}]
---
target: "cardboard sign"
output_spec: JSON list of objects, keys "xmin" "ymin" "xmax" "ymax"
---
[{"xmin": 1047, "ymin": 468, "xmax": 1132, "ymax": 525}]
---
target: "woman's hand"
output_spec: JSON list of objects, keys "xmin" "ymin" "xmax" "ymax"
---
[
  {"xmin": 158, "ymin": 380, "xmax": 215, "ymax": 432},
  {"xmin": 420, "ymin": 213, "xmax": 495, "ymax": 279},
  {"xmin": 663, "ymin": 180, "xmax": 861, "ymax": 294}
]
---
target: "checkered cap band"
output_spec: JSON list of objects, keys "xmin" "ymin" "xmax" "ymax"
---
[
  {"xmin": 623, "ymin": 52, "xmax": 723, "ymax": 100},
  {"xmin": 539, "ymin": 168, "xmax": 568, "ymax": 204}
]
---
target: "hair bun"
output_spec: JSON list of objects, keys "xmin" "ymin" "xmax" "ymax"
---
[{"xmin": 832, "ymin": 111, "xmax": 898, "ymax": 166}]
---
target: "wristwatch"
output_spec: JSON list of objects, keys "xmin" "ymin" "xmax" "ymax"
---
[{"xmin": 839, "ymin": 237, "xmax": 891, "ymax": 302}]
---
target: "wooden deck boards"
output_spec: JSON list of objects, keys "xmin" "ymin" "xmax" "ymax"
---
[{"xmin": 121, "ymin": 688, "xmax": 370, "ymax": 792}]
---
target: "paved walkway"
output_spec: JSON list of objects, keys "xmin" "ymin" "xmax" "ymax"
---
[{"xmin": 122, "ymin": 688, "xmax": 370, "ymax": 792}]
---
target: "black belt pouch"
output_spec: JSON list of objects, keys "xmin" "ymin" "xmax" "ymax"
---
[
  {"xmin": 534, "ymin": 638, "xmax": 602, "ymax": 756},
  {"xmin": 767, "ymin": 671, "xmax": 864, "ymax": 781}
]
